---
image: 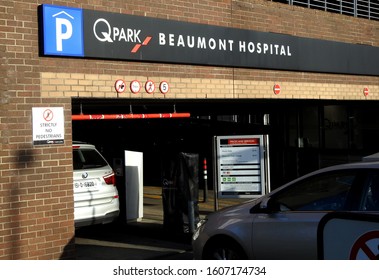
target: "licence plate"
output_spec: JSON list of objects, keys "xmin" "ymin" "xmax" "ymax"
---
[{"xmin": 74, "ymin": 179, "xmax": 98, "ymax": 192}]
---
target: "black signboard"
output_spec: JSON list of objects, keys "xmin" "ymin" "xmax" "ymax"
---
[{"xmin": 41, "ymin": 4, "xmax": 379, "ymax": 76}]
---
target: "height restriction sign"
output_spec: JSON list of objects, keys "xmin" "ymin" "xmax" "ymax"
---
[{"xmin": 32, "ymin": 107, "xmax": 65, "ymax": 145}]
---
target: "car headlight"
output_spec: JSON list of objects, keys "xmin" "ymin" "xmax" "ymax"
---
[{"xmin": 192, "ymin": 218, "xmax": 207, "ymax": 241}]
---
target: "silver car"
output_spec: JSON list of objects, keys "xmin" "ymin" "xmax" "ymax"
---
[
  {"xmin": 192, "ymin": 160, "xmax": 379, "ymax": 259},
  {"xmin": 73, "ymin": 142, "xmax": 120, "ymax": 228}
]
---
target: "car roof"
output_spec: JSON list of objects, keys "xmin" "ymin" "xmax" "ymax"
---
[
  {"xmin": 304, "ymin": 160, "xmax": 379, "ymax": 179},
  {"xmin": 273, "ymin": 159, "xmax": 379, "ymax": 193},
  {"xmin": 362, "ymin": 153, "xmax": 379, "ymax": 162}
]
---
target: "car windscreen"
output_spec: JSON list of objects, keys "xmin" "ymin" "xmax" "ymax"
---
[{"xmin": 73, "ymin": 149, "xmax": 108, "ymax": 170}]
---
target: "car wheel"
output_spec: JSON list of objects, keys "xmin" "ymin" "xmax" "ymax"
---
[{"xmin": 203, "ymin": 239, "xmax": 247, "ymax": 260}]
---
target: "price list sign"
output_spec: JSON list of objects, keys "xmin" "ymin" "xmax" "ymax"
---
[{"xmin": 215, "ymin": 135, "xmax": 266, "ymax": 198}]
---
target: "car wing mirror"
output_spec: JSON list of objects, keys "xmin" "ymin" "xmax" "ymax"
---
[{"xmin": 258, "ymin": 197, "xmax": 281, "ymax": 213}]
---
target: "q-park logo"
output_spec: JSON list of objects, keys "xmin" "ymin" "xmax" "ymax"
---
[
  {"xmin": 92, "ymin": 18, "xmax": 151, "ymax": 53},
  {"xmin": 42, "ymin": 5, "xmax": 84, "ymax": 57}
]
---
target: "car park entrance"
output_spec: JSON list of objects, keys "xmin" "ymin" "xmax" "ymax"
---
[
  {"xmin": 71, "ymin": 97, "xmax": 379, "ymax": 223},
  {"xmin": 72, "ymin": 97, "xmax": 379, "ymax": 191},
  {"xmin": 71, "ymin": 98, "xmax": 272, "ymax": 224},
  {"xmin": 70, "ymin": 95, "xmax": 379, "ymax": 260}
]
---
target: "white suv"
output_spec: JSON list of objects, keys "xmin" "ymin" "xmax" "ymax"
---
[{"xmin": 72, "ymin": 142, "xmax": 120, "ymax": 228}]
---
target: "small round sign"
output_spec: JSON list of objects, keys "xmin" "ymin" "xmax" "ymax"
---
[
  {"xmin": 130, "ymin": 80, "xmax": 141, "ymax": 94},
  {"xmin": 273, "ymin": 84, "xmax": 281, "ymax": 95},
  {"xmin": 364, "ymin": 87, "xmax": 369, "ymax": 97},
  {"xmin": 159, "ymin": 81, "xmax": 169, "ymax": 94},
  {"xmin": 145, "ymin": 80, "xmax": 156, "ymax": 94},
  {"xmin": 114, "ymin": 79, "xmax": 126, "ymax": 93},
  {"xmin": 43, "ymin": 109, "xmax": 54, "ymax": 122}
]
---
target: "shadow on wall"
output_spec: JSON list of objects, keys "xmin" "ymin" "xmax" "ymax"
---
[
  {"xmin": 60, "ymin": 237, "xmax": 76, "ymax": 259},
  {"xmin": 7, "ymin": 148, "xmax": 36, "ymax": 259},
  {"xmin": 6, "ymin": 147, "xmax": 76, "ymax": 259},
  {"xmin": 4, "ymin": 148, "xmax": 35, "ymax": 258}
]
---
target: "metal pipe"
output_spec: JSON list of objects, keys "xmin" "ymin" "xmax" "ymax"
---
[{"xmin": 72, "ymin": 112, "xmax": 190, "ymax": 120}]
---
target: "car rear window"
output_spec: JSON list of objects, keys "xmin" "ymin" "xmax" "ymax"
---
[{"xmin": 73, "ymin": 148, "xmax": 108, "ymax": 170}]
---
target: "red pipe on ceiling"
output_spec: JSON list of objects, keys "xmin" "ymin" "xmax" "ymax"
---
[{"xmin": 72, "ymin": 112, "xmax": 191, "ymax": 120}]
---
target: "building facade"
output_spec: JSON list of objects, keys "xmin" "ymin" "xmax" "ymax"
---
[{"xmin": 1, "ymin": 0, "xmax": 379, "ymax": 259}]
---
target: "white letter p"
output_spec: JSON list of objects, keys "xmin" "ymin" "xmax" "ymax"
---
[{"xmin": 56, "ymin": 18, "xmax": 72, "ymax": 51}]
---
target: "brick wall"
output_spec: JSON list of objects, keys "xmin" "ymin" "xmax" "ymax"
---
[
  {"xmin": 1, "ymin": 0, "xmax": 379, "ymax": 259},
  {"xmin": 0, "ymin": 1, "xmax": 74, "ymax": 259},
  {"xmin": 41, "ymin": 72, "xmax": 379, "ymax": 100}
]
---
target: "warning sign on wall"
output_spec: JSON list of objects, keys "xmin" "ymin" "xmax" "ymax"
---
[{"xmin": 32, "ymin": 107, "xmax": 65, "ymax": 145}]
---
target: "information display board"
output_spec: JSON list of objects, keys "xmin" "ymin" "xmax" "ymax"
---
[{"xmin": 214, "ymin": 135, "xmax": 268, "ymax": 199}]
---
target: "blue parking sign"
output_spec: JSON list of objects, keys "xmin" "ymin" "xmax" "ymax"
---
[{"xmin": 42, "ymin": 5, "xmax": 84, "ymax": 57}]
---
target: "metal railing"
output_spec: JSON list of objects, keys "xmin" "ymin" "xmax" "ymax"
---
[{"xmin": 273, "ymin": 0, "xmax": 379, "ymax": 21}]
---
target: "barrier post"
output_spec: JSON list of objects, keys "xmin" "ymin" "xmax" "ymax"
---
[{"xmin": 203, "ymin": 158, "xmax": 208, "ymax": 202}]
